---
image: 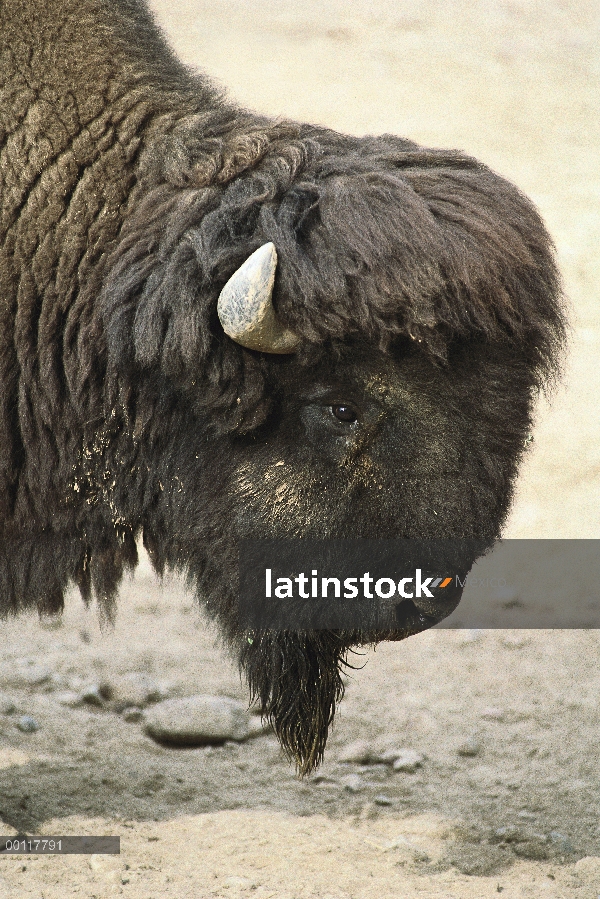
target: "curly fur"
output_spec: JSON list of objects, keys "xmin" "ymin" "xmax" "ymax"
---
[{"xmin": 0, "ymin": 0, "xmax": 566, "ymax": 772}]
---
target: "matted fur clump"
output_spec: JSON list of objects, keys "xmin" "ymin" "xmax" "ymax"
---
[{"xmin": 0, "ymin": 0, "xmax": 565, "ymax": 773}]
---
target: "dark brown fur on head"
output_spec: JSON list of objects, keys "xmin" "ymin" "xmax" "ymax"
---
[{"xmin": 105, "ymin": 122, "xmax": 565, "ymax": 428}]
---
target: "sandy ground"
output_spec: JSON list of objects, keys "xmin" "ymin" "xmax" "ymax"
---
[{"xmin": 1, "ymin": 0, "xmax": 600, "ymax": 896}]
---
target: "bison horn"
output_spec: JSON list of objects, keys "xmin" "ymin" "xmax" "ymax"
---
[{"xmin": 217, "ymin": 242, "xmax": 301, "ymax": 354}]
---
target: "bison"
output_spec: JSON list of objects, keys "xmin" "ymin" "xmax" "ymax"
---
[{"xmin": 0, "ymin": 0, "xmax": 565, "ymax": 772}]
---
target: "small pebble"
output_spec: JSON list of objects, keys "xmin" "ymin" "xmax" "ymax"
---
[
  {"xmin": 17, "ymin": 715, "xmax": 39, "ymax": 733},
  {"xmin": 16, "ymin": 664, "xmax": 52, "ymax": 687},
  {"xmin": 111, "ymin": 672, "xmax": 169, "ymax": 711},
  {"xmin": 340, "ymin": 773, "xmax": 363, "ymax": 793},
  {"xmin": 339, "ymin": 740, "xmax": 375, "ymax": 764},
  {"xmin": 380, "ymin": 747, "xmax": 422, "ymax": 767},
  {"xmin": 56, "ymin": 691, "xmax": 82, "ymax": 708},
  {"xmin": 481, "ymin": 707, "xmax": 505, "ymax": 721},
  {"xmin": 392, "ymin": 750, "xmax": 424, "ymax": 773},
  {"xmin": 79, "ymin": 685, "xmax": 105, "ymax": 707},
  {"xmin": 0, "ymin": 694, "xmax": 16, "ymax": 715},
  {"xmin": 457, "ymin": 737, "xmax": 481, "ymax": 757},
  {"xmin": 379, "ymin": 748, "xmax": 403, "ymax": 765},
  {"xmin": 549, "ymin": 831, "xmax": 574, "ymax": 854},
  {"xmin": 374, "ymin": 795, "xmax": 394, "ymax": 806}
]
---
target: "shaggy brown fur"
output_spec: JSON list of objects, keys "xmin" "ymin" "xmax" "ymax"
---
[{"xmin": 0, "ymin": 0, "xmax": 565, "ymax": 773}]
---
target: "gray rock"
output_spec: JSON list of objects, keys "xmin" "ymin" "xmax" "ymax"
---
[
  {"xmin": 24, "ymin": 665, "xmax": 52, "ymax": 686},
  {"xmin": 11, "ymin": 663, "xmax": 52, "ymax": 687},
  {"xmin": 339, "ymin": 739, "xmax": 375, "ymax": 764},
  {"xmin": 17, "ymin": 715, "xmax": 39, "ymax": 733},
  {"xmin": 549, "ymin": 831, "xmax": 575, "ymax": 854},
  {"xmin": 480, "ymin": 707, "xmax": 505, "ymax": 721},
  {"xmin": 392, "ymin": 750, "xmax": 424, "ymax": 773},
  {"xmin": 374, "ymin": 794, "xmax": 394, "ymax": 806},
  {"xmin": 379, "ymin": 748, "xmax": 403, "ymax": 765},
  {"xmin": 380, "ymin": 747, "xmax": 425, "ymax": 769},
  {"xmin": 112, "ymin": 672, "xmax": 169, "ymax": 710},
  {"xmin": 340, "ymin": 773, "xmax": 363, "ymax": 793},
  {"xmin": 55, "ymin": 691, "xmax": 82, "ymax": 708},
  {"xmin": 457, "ymin": 736, "xmax": 481, "ymax": 757},
  {"xmin": 0, "ymin": 693, "xmax": 16, "ymax": 715},
  {"xmin": 144, "ymin": 695, "xmax": 251, "ymax": 745},
  {"xmin": 79, "ymin": 684, "xmax": 105, "ymax": 707}
]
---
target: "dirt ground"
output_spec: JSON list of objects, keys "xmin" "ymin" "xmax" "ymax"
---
[{"xmin": 1, "ymin": 0, "xmax": 600, "ymax": 896}]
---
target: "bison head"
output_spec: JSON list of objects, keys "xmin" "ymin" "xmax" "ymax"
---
[{"xmin": 95, "ymin": 126, "xmax": 565, "ymax": 771}]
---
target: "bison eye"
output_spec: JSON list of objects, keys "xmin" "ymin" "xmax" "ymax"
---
[{"xmin": 331, "ymin": 404, "xmax": 358, "ymax": 423}]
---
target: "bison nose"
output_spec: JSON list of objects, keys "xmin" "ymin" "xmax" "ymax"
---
[
  {"xmin": 394, "ymin": 598, "xmax": 443, "ymax": 630},
  {"xmin": 394, "ymin": 585, "xmax": 463, "ymax": 630}
]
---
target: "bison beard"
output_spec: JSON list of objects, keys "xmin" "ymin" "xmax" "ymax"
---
[{"xmin": 240, "ymin": 631, "xmax": 350, "ymax": 775}]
